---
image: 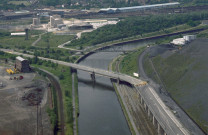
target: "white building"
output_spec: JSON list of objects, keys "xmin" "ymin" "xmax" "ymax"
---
[
  {"xmin": 183, "ymin": 35, "xmax": 196, "ymax": 42},
  {"xmin": 202, "ymin": 20, "xmax": 208, "ymax": 25},
  {"xmin": 11, "ymin": 32, "xmax": 26, "ymax": 36},
  {"xmin": 171, "ymin": 35, "xmax": 196, "ymax": 45},
  {"xmin": 99, "ymin": 2, "xmax": 180, "ymax": 13},
  {"xmin": 171, "ymin": 38, "xmax": 186, "ymax": 45}
]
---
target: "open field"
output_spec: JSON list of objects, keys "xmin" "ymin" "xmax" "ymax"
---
[{"xmin": 36, "ymin": 33, "xmax": 75, "ymax": 48}]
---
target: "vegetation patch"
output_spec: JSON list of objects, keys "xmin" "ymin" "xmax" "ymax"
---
[
  {"xmin": 36, "ymin": 33, "xmax": 75, "ymax": 48},
  {"xmin": 31, "ymin": 58, "xmax": 74, "ymax": 135},
  {"xmin": 120, "ymin": 47, "xmax": 145, "ymax": 76}
]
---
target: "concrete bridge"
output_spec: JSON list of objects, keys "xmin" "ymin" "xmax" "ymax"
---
[{"xmin": 1, "ymin": 49, "xmax": 192, "ymax": 135}]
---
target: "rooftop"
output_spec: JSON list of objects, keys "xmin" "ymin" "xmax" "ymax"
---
[
  {"xmin": 16, "ymin": 56, "xmax": 25, "ymax": 61},
  {"xmin": 118, "ymin": 2, "xmax": 179, "ymax": 10}
]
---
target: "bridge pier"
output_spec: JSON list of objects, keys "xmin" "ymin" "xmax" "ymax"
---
[
  {"xmin": 117, "ymin": 78, "xmax": 120, "ymax": 84},
  {"xmin": 70, "ymin": 68, "xmax": 77, "ymax": 73},
  {"xmin": 153, "ymin": 116, "xmax": 156, "ymax": 126},
  {"xmin": 144, "ymin": 103, "xmax": 147, "ymax": 112},
  {"xmin": 157, "ymin": 123, "xmax": 161, "ymax": 134},
  {"xmin": 90, "ymin": 72, "xmax": 96, "ymax": 82},
  {"xmin": 148, "ymin": 107, "xmax": 151, "ymax": 117}
]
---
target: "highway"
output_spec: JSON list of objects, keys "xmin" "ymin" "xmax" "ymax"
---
[{"xmin": 1, "ymin": 48, "xmax": 192, "ymax": 135}]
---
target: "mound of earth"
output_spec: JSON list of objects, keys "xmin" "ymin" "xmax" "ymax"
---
[{"xmin": 145, "ymin": 39, "xmax": 208, "ymax": 131}]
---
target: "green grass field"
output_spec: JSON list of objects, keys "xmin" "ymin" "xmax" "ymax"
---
[
  {"xmin": 36, "ymin": 33, "xmax": 75, "ymax": 48},
  {"xmin": 119, "ymin": 47, "xmax": 145, "ymax": 76}
]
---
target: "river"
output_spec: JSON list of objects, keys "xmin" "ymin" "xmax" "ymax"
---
[{"xmin": 77, "ymin": 40, "xmax": 154, "ymax": 135}]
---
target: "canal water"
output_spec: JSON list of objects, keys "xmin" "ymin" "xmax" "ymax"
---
[{"xmin": 77, "ymin": 40, "xmax": 154, "ymax": 135}]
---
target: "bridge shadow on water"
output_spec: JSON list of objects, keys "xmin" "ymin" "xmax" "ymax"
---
[{"xmin": 78, "ymin": 78, "xmax": 114, "ymax": 91}]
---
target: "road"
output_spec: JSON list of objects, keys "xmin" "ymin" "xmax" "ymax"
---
[
  {"xmin": 1, "ymin": 48, "xmax": 194, "ymax": 135},
  {"xmin": 31, "ymin": 32, "xmax": 46, "ymax": 46}
]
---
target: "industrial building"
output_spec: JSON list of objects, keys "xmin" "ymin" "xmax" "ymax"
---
[
  {"xmin": 183, "ymin": 35, "xmax": 196, "ymax": 42},
  {"xmin": 15, "ymin": 56, "xmax": 30, "ymax": 72},
  {"xmin": 49, "ymin": 15, "xmax": 63, "ymax": 28},
  {"xmin": 99, "ymin": 2, "xmax": 180, "ymax": 13},
  {"xmin": 202, "ymin": 20, "xmax": 208, "ymax": 25},
  {"xmin": 32, "ymin": 18, "xmax": 40, "ymax": 26},
  {"xmin": 171, "ymin": 35, "xmax": 196, "ymax": 45}
]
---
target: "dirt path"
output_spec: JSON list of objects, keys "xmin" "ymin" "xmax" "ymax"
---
[{"xmin": 31, "ymin": 33, "xmax": 46, "ymax": 46}]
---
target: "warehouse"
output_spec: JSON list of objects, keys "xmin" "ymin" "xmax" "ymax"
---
[
  {"xmin": 99, "ymin": 2, "xmax": 180, "ymax": 13},
  {"xmin": 15, "ymin": 56, "xmax": 30, "ymax": 72}
]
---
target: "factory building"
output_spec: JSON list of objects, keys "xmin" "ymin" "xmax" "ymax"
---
[
  {"xmin": 202, "ymin": 20, "xmax": 208, "ymax": 25},
  {"xmin": 49, "ymin": 15, "xmax": 63, "ymax": 28},
  {"xmin": 15, "ymin": 56, "xmax": 30, "ymax": 72},
  {"xmin": 183, "ymin": 35, "xmax": 196, "ymax": 42},
  {"xmin": 32, "ymin": 18, "xmax": 40, "ymax": 26},
  {"xmin": 99, "ymin": 2, "xmax": 179, "ymax": 13},
  {"xmin": 171, "ymin": 35, "xmax": 196, "ymax": 45}
]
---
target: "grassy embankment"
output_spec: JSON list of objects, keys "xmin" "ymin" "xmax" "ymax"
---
[
  {"xmin": 36, "ymin": 33, "xmax": 75, "ymax": 48},
  {"xmin": 119, "ymin": 46, "xmax": 145, "ymax": 76},
  {"xmin": 32, "ymin": 63, "xmax": 74, "ymax": 135},
  {"xmin": 143, "ymin": 53, "xmax": 208, "ymax": 132},
  {"xmin": 143, "ymin": 37, "xmax": 208, "ymax": 132},
  {"xmin": 74, "ymin": 73, "xmax": 79, "ymax": 134}
]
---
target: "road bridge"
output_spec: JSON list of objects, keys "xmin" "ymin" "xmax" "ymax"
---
[{"xmin": 1, "ymin": 49, "xmax": 192, "ymax": 135}]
